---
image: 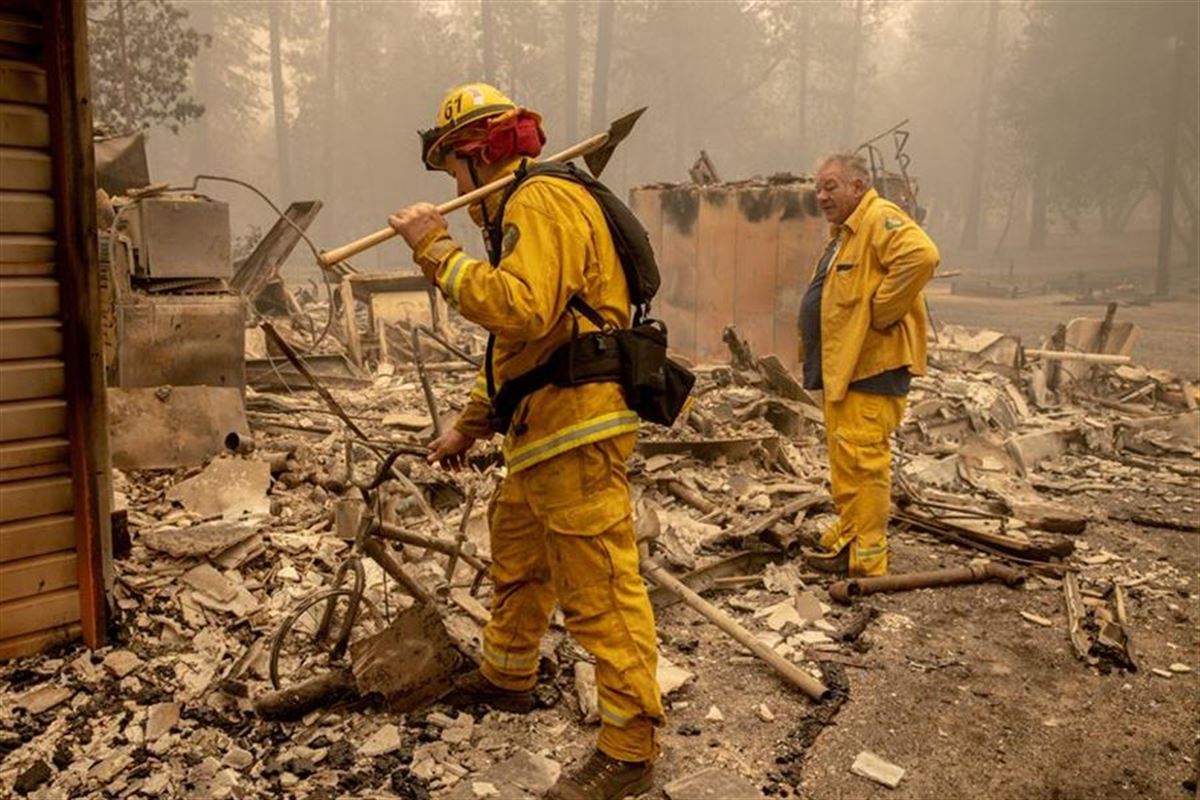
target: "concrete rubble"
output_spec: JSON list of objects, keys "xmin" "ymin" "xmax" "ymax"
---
[
  {"xmin": 1, "ymin": 306, "xmax": 1197, "ymax": 799},
  {"xmin": 849, "ymin": 750, "xmax": 905, "ymax": 789}
]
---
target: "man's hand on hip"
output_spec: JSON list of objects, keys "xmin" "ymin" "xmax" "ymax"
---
[{"xmin": 389, "ymin": 203, "xmax": 448, "ymax": 250}]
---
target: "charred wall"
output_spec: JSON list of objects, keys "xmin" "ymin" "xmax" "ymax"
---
[{"xmin": 630, "ymin": 176, "xmax": 824, "ymax": 368}]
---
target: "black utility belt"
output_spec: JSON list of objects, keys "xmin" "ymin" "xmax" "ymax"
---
[
  {"xmin": 487, "ymin": 321, "xmax": 695, "ymax": 435},
  {"xmin": 487, "ymin": 332, "xmax": 622, "ymax": 434}
]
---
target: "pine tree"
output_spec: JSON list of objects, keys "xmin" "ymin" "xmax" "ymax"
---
[{"xmin": 87, "ymin": 0, "xmax": 208, "ymax": 133}]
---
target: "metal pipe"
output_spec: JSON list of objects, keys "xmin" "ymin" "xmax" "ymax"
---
[
  {"xmin": 224, "ymin": 431, "xmax": 256, "ymax": 455},
  {"xmin": 260, "ymin": 320, "xmax": 370, "ymax": 440},
  {"xmin": 376, "ymin": 521, "xmax": 489, "ymax": 575},
  {"xmin": 444, "ymin": 486, "xmax": 476, "ymax": 580},
  {"xmin": 417, "ymin": 324, "xmax": 481, "ymax": 367},
  {"xmin": 360, "ymin": 535, "xmax": 435, "ymax": 606},
  {"xmin": 829, "ymin": 563, "xmax": 1025, "ymax": 605}
]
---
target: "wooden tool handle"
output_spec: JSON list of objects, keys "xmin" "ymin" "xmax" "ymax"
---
[
  {"xmin": 643, "ymin": 561, "xmax": 829, "ymax": 701},
  {"xmin": 318, "ymin": 227, "xmax": 396, "ymax": 268},
  {"xmin": 317, "ymin": 132, "xmax": 610, "ymax": 269}
]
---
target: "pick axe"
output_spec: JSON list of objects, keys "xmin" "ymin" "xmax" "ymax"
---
[{"xmin": 317, "ymin": 107, "xmax": 648, "ymax": 269}]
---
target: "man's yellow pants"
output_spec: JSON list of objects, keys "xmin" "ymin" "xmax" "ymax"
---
[
  {"xmin": 480, "ymin": 432, "xmax": 664, "ymax": 762},
  {"xmin": 819, "ymin": 390, "xmax": 907, "ymax": 577}
]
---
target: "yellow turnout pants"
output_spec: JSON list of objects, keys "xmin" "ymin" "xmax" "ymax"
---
[
  {"xmin": 481, "ymin": 432, "xmax": 664, "ymax": 762},
  {"xmin": 820, "ymin": 390, "xmax": 907, "ymax": 577}
]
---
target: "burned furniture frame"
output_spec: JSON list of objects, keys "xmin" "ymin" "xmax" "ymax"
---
[{"xmin": 336, "ymin": 272, "xmax": 442, "ymax": 368}]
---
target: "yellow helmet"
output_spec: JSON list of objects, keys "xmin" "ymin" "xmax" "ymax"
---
[{"xmin": 420, "ymin": 83, "xmax": 518, "ymax": 171}]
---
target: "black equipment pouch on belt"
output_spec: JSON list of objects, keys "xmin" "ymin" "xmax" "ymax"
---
[
  {"xmin": 614, "ymin": 317, "xmax": 696, "ymax": 428},
  {"xmin": 484, "ymin": 160, "xmax": 695, "ymax": 435},
  {"xmin": 487, "ymin": 297, "xmax": 695, "ymax": 434}
]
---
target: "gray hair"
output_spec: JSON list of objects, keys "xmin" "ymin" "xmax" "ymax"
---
[{"xmin": 816, "ymin": 152, "xmax": 870, "ymax": 183}]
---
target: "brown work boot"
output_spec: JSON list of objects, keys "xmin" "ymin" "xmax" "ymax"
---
[
  {"xmin": 546, "ymin": 750, "xmax": 654, "ymax": 800},
  {"xmin": 442, "ymin": 669, "xmax": 535, "ymax": 714},
  {"xmin": 801, "ymin": 543, "xmax": 850, "ymax": 575}
]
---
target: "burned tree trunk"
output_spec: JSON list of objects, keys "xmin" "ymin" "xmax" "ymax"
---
[
  {"xmin": 322, "ymin": 1, "xmax": 340, "ymax": 233},
  {"xmin": 481, "ymin": 0, "xmax": 497, "ymax": 86},
  {"xmin": 591, "ymin": 0, "xmax": 614, "ymax": 132},
  {"xmin": 189, "ymin": 0, "xmax": 214, "ymax": 168},
  {"xmin": 1029, "ymin": 143, "xmax": 1049, "ymax": 251},
  {"xmin": 959, "ymin": 0, "xmax": 1000, "ymax": 251},
  {"xmin": 114, "ymin": 0, "xmax": 135, "ymax": 128},
  {"xmin": 254, "ymin": 668, "xmax": 357, "ymax": 721},
  {"xmin": 1155, "ymin": 33, "xmax": 1186, "ymax": 297},
  {"xmin": 268, "ymin": 2, "xmax": 292, "ymax": 202},
  {"xmin": 796, "ymin": 13, "xmax": 810, "ymax": 165},
  {"xmin": 564, "ymin": 1, "xmax": 580, "ymax": 143},
  {"xmin": 840, "ymin": 0, "xmax": 864, "ymax": 146}
]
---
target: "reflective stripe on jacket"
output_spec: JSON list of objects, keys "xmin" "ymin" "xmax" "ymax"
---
[
  {"xmin": 801, "ymin": 188, "xmax": 940, "ymax": 402},
  {"xmin": 414, "ymin": 162, "xmax": 637, "ymax": 473}
]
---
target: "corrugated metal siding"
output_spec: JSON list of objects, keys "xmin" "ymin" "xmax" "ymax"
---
[{"xmin": 0, "ymin": 8, "xmax": 80, "ymax": 657}]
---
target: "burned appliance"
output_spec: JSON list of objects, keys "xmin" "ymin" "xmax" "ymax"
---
[{"xmin": 100, "ymin": 189, "xmax": 245, "ymax": 390}]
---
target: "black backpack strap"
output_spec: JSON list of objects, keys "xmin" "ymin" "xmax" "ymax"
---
[
  {"xmin": 487, "ymin": 158, "xmax": 531, "ymax": 265},
  {"xmin": 483, "ymin": 160, "xmax": 530, "ymax": 399},
  {"xmin": 567, "ymin": 295, "xmax": 610, "ymax": 332},
  {"xmin": 487, "ymin": 298, "xmax": 606, "ymax": 408},
  {"xmin": 484, "ymin": 334, "xmax": 496, "ymax": 399}
]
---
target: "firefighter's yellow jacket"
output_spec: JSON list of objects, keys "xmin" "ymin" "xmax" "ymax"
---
[
  {"xmin": 803, "ymin": 188, "xmax": 940, "ymax": 402},
  {"xmin": 413, "ymin": 160, "xmax": 637, "ymax": 474}
]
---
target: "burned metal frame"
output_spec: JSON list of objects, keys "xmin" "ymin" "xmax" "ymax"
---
[
  {"xmin": 265, "ymin": 449, "xmax": 489, "ymax": 693},
  {"xmin": 231, "ymin": 200, "xmax": 324, "ymax": 300}
]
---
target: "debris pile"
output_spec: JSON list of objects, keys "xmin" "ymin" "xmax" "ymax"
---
[{"xmin": 1, "ymin": 304, "xmax": 1197, "ymax": 798}]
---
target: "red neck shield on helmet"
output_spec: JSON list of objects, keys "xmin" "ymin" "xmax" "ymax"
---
[{"xmin": 452, "ymin": 110, "xmax": 545, "ymax": 167}]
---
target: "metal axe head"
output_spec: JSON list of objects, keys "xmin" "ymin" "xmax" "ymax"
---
[{"xmin": 583, "ymin": 107, "xmax": 647, "ymax": 178}]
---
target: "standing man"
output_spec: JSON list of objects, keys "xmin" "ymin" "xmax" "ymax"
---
[
  {"xmin": 388, "ymin": 83, "xmax": 662, "ymax": 800},
  {"xmin": 798, "ymin": 153, "xmax": 939, "ymax": 578}
]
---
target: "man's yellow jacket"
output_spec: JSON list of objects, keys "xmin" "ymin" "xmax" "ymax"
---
[{"xmin": 803, "ymin": 188, "xmax": 940, "ymax": 401}]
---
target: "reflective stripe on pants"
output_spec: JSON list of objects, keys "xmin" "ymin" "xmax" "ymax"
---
[{"xmin": 481, "ymin": 432, "xmax": 664, "ymax": 762}]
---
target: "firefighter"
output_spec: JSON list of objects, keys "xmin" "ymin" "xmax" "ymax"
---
[
  {"xmin": 388, "ymin": 83, "xmax": 663, "ymax": 800},
  {"xmin": 798, "ymin": 152, "xmax": 940, "ymax": 577}
]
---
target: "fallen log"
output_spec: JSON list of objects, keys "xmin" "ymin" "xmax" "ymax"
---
[
  {"xmin": 893, "ymin": 504, "xmax": 1074, "ymax": 562},
  {"xmin": 832, "ymin": 606, "xmax": 878, "ymax": 643},
  {"xmin": 253, "ymin": 667, "xmax": 357, "ymax": 721}
]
